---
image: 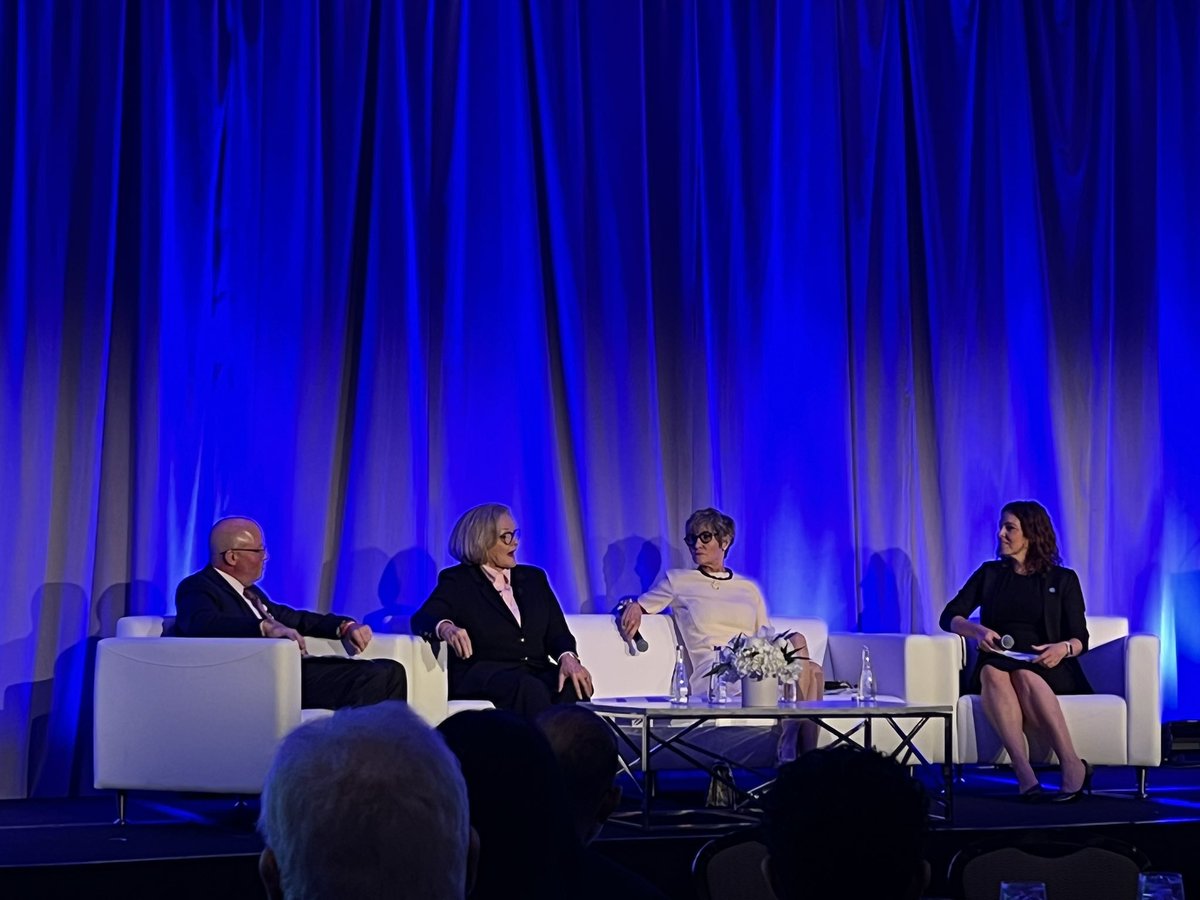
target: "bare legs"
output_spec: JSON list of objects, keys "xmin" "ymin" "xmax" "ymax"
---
[
  {"xmin": 980, "ymin": 665, "xmax": 1084, "ymax": 792},
  {"xmin": 1011, "ymin": 669, "xmax": 1086, "ymax": 791},
  {"xmin": 979, "ymin": 666, "xmax": 1040, "ymax": 791}
]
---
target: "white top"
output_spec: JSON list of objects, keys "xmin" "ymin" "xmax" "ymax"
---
[{"xmin": 637, "ymin": 568, "xmax": 770, "ymax": 696}]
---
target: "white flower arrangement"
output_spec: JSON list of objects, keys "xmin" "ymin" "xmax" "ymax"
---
[{"xmin": 706, "ymin": 626, "xmax": 807, "ymax": 682}]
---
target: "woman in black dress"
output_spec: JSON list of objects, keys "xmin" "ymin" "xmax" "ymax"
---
[{"xmin": 940, "ymin": 500, "xmax": 1093, "ymax": 801}]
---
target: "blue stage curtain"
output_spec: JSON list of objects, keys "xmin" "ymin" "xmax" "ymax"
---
[{"xmin": 0, "ymin": 0, "xmax": 1197, "ymax": 798}]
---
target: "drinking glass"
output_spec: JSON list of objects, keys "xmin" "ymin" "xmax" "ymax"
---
[
  {"xmin": 780, "ymin": 677, "xmax": 798, "ymax": 703},
  {"xmin": 1139, "ymin": 872, "xmax": 1186, "ymax": 900},
  {"xmin": 999, "ymin": 882, "xmax": 1047, "ymax": 900}
]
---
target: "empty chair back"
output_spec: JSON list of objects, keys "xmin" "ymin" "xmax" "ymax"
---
[
  {"xmin": 693, "ymin": 829, "xmax": 776, "ymax": 900},
  {"xmin": 950, "ymin": 832, "xmax": 1150, "ymax": 900}
]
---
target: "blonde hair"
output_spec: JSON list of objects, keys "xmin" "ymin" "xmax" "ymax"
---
[{"xmin": 448, "ymin": 503, "xmax": 512, "ymax": 565}]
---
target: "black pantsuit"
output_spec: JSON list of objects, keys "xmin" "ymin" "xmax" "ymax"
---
[{"xmin": 411, "ymin": 564, "xmax": 581, "ymax": 717}]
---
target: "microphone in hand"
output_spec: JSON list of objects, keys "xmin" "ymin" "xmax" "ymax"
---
[{"xmin": 614, "ymin": 598, "xmax": 649, "ymax": 652}]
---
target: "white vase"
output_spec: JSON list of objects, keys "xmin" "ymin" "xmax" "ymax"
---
[{"xmin": 741, "ymin": 675, "xmax": 778, "ymax": 708}]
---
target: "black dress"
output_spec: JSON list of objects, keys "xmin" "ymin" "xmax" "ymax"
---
[{"xmin": 940, "ymin": 561, "xmax": 1092, "ymax": 696}]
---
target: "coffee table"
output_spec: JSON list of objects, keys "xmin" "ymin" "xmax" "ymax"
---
[{"xmin": 583, "ymin": 696, "xmax": 954, "ymax": 828}]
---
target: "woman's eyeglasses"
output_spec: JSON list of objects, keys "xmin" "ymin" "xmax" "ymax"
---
[
  {"xmin": 684, "ymin": 531, "xmax": 716, "ymax": 547},
  {"xmin": 498, "ymin": 529, "xmax": 521, "ymax": 546}
]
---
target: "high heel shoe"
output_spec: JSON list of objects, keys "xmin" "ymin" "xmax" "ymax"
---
[
  {"xmin": 1018, "ymin": 783, "xmax": 1050, "ymax": 802},
  {"xmin": 1050, "ymin": 759, "xmax": 1093, "ymax": 803}
]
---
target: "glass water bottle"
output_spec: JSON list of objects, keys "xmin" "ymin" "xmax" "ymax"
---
[
  {"xmin": 671, "ymin": 645, "xmax": 690, "ymax": 703},
  {"xmin": 707, "ymin": 646, "xmax": 728, "ymax": 703},
  {"xmin": 856, "ymin": 645, "xmax": 877, "ymax": 702}
]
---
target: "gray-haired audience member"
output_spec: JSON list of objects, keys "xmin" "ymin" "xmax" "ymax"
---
[
  {"xmin": 536, "ymin": 706, "xmax": 669, "ymax": 900},
  {"xmin": 762, "ymin": 746, "xmax": 930, "ymax": 900},
  {"xmin": 258, "ymin": 702, "xmax": 474, "ymax": 900}
]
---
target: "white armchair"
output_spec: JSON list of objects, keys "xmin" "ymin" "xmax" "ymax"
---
[
  {"xmin": 93, "ymin": 615, "xmax": 424, "ymax": 818},
  {"xmin": 953, "ymin": 615, "xmax": 1161, "ymax": 794}
]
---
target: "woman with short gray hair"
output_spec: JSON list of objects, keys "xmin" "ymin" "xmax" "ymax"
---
[
  {"xmin": 619, "ymin": 507, "xmax": 824, "ymax": 757},
  {"xmin": 411, "ymin": 503, "xmax": 593, "ymax": 717}
]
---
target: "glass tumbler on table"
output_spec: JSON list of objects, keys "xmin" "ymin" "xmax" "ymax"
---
[
  {"xmin": 998, "ymin": 882, "xmax": 1047, "ymax": 900},
  {"xmin": 1140, "ymin": 872, "xmax": 1186, "ymax": 900}
]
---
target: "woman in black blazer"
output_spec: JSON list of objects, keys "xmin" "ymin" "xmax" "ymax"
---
[
  {"xmin": 940, "ymin": 500, "xmax": 1093, "ymax": 802},
  {"xmin": 411, "ymin": 503, "xmax": 594, "ymax": 717}
]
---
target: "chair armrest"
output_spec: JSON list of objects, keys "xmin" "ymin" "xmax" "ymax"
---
[
  {"xmin": 826, "ymin": 632, "xmax": 961, "ymax": 706},
  {"xmin": 401, "ymin": 637, "xmax": 451, "ymax": 725},
  {"xmin": 94, "ymin": 637, "xmax": 302, "ymax": 794},
  {"xmin": 116, "ymin": 615, "xmax": 167, "ymax": 637},
  {"xmin": 1079, "ymin": 633, "xmax": 1161, "ymax": 765}
]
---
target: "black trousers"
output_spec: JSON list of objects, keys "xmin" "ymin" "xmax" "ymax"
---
[
  {"xmin": 451, "ymin": 660, "xmax": 581, "ymax": 718},
  {"xmin": 300, "ymin": 656, "xmax": 407, "ymax": 710}
]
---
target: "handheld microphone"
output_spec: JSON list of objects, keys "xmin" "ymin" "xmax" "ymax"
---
[
  {"xmin": 614, "ymin": 599, "xmax": 649, "ymax": 652},
  {"xmin": 1000, "ymin": 634, "xmax": 1015, "ymax": 651}
]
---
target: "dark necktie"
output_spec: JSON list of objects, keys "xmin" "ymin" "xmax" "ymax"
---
[{"xmin": 245, "ymin": 586, "xmax": 273, "ymax": 622}]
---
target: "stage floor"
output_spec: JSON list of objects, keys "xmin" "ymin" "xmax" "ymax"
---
[{"xmin": 3, "ymin": 765, "xmax": 1199, "ymax": 899}]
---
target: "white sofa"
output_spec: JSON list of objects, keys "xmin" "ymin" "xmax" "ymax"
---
[
  {"xmin": 415, "ymin": 613, "xmax": 962, "ymax": 766},
  {"xmin": 953, "ymin": 615, "xmax": 1161, "ymax": 793},
  {"xmin": 93, "ymin": 615, "xmax": 422, "ymax": 816}
]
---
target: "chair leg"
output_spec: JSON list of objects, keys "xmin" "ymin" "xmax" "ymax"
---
[
  {"xmin": 115, "ymin": 790, "xmax": 127, "ymax": 826},
  {"xmin": 1137, "ymin": 767, "xmax": 1147, "ymax": 799}
]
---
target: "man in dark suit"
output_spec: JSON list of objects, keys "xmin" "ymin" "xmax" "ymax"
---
[
  {"xmin": 176, "ymin": 516, "xmax": 406, "ymax": 709},
  {"xmin": 410, "ymin": 503, "xmax": 592, "ymax": 717}
]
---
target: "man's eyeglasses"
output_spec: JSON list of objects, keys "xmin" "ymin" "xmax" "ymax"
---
[
  {"xmin": 684, "ymin": 531, "xmax": 717, "ymax": 548},
  {"xmin": 223, "ymin": 547, "xmax": 267, "ymax": 556},
  {"xmin": 498, "ymin": 530, "xmax": 521, "ymax": 546}
]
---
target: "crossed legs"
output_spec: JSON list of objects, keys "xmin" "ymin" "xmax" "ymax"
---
[
  {"xmin": 979, "ymin": 665, "xmax": 1085, "ymax": 792},
  {"xmin": 1010, "ymin": 669, "xmax": 1086, "ymax": 792}
]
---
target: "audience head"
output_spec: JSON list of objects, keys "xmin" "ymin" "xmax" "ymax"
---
[
  {"xmin": 536, "ymin": 705, "xmax": 622, "ymax": 844},
  {"xmin": 447, "ymin": 503, "xmax": 518, "ymax": 568},
  {"xmin": 762, "ymin": 746, "xmax": 930, "ymax": 900},
  {"xmin": 209, "ymin": 516, "xmax": 269, "ymax": 585},
  {"xmin": 259, "ymin": 702, "xmax": 472, "ymax": 900},
  {"xmin": 997, "ymin": 499, "xmax": 1062, "ymax": 574},
  {"xmin": 438, "ymin": 709, "xmax": 580, "ymax": 899}
]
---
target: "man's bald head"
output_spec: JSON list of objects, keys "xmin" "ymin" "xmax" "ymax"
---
[
  {"xmin": 210, "ymin": 517, "xmax": 269, "ymax": 585},
  {"xmin": 210, "ymin": 517, "xmax": 262, "ymax": 557}
]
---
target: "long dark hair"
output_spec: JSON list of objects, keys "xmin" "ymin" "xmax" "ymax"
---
[{"xmin": 998, "ymin": 500, "xmax": 1062, "ymax": 574}]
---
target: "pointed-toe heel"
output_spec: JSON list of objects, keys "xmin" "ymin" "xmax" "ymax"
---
[{"xmin": 1050, "ymin": 759, "xmax": 1094, "ymax": 803}]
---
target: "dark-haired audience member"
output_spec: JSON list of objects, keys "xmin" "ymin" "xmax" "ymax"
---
[
  {"xmin": 176, "ymin": 516, "xmax": 407, "ymax": 709},
  {"xmin": 763, "ymin": 746, "xmax": 930, "ymax": 900},
  {"xmin": 438, "ymin": 709, "xmax": 583, "ymax": 900},
  {"xmin": 536, "ymin": 706, "xmax": 669, "ymax": 900},
  {"xmin": 412, "ymin": 503, "xmax": 593, "ymax": 717},
  {"xmin": 259, "ymin": 701, "xmax": 475, "ymax": 900}
]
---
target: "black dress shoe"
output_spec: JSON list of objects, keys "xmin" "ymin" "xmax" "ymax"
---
[{"xmin": 1050, "ymin": 759, "xmax": 1094, "ymax": 803}]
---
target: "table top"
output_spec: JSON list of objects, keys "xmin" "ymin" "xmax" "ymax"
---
[{"xmin": 582, "ymin": 696, "xmax": 954, "ymax": 718}]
